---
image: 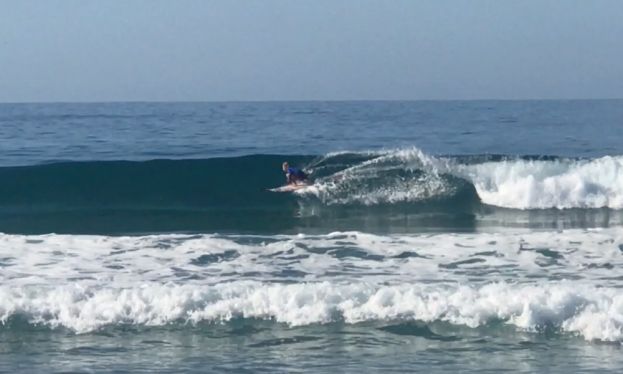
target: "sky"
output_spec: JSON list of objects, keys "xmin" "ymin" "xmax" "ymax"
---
[{"xmin": 0, "ymin": 0, "xmax": 622, "ymax": 102}]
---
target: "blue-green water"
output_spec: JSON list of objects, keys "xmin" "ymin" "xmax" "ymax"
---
[{"xmin": 1, "ymin": 100, "xmax": 622, "ymax": 373}]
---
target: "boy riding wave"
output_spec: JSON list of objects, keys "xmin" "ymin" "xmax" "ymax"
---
[{"xmin": 282, "ymin": 162, "xmax": 308, "ymax": 185}]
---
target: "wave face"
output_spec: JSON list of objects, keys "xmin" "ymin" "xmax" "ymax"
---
[
  {"xmin": 1, "ymin": 229, "xmax": 623, "ymax": 341},
  {"xmin": 0, "ymin": 156, "xmax": 310, "ymax": 234},
  {"xmin": 0, "ymin": 149, "xmax": 622, "ymax": 234}
]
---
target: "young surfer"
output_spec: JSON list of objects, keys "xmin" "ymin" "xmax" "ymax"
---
[{"xmin": 282, "ymin": 162, "xmax": 308, "ymax": 185}]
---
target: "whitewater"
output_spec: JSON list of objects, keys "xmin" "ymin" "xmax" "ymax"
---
[{"xmin": 2, "ymin": 229, "xmax": 622, "ymax": 342}]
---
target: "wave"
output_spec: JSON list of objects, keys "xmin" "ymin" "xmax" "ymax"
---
[
  {"xmin": 300, "ymin": 149, "xmax": 623, "ymax": 209},
  {"xmin": 2, "ymin": 149, "xmax": 621, "ymax": 211},
  {"xmin": 0, "ymin": 149, "xmax": 622, "ymax": 233},
  {"xmin": 1, "ymin": 281, "xmax": 622, "ymax": 342}
]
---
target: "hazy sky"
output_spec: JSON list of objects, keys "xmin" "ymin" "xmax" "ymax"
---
[{"xmin": 1, "ymin": 0, "xmax": 622, "ymax": 102}]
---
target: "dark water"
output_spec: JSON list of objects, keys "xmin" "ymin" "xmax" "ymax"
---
[{"xmin": 1, "ymin": 101, "xmax": 622, "ymax": 373}]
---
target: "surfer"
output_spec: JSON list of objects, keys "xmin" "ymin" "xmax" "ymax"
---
[{"xmin": 282, "ymin": 162, "xmax": 308, "ymax": 185}]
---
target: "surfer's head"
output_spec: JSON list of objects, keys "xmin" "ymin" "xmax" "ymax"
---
[{"xmin": 282, "ymin": 162, "xmax": 289, "ymax": 172}]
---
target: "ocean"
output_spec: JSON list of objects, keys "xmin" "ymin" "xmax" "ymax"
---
[{"xmin": 1, "ymin": 100, "xmax": 622, "ymax": 373}]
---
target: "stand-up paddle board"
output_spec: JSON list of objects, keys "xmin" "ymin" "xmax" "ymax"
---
[{"xmin": 268, "ymin": 184, "xmax": 309, "ymax": 192}]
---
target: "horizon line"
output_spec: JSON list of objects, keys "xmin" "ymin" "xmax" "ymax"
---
[{"xmin": 1, "ymin": 97, "xmax": 622, "ymax": 105}]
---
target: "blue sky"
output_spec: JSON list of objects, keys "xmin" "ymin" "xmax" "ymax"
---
[{"xmin": 0, "ymin": 0, "xmax": 621, "ymax": 102}]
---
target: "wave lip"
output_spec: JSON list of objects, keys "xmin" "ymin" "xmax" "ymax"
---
[{"xmin": 2, "ymin": 282, "xmax": 623, "ymax": 342}]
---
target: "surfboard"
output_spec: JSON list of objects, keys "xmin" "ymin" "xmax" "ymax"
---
[{"xmin": 268, "ymin": 184, "xmax": 309, "ymax": 192}]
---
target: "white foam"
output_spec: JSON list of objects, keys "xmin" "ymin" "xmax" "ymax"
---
[
  {"xmin": 1, "ymin": 229, "xmax": 622, "ymax": 339},
  {"xmin": 460, "ymin": 156, "xmax": 623, "ymax": 209},
  {"xmin": 2, "ymin": 281, "xmax": 623, "ymax": 341},
  {"xmin": 2, "ymin": 229, "xmax": 622, "ymax": 286}
]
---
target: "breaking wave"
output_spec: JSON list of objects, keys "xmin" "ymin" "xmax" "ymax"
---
[
  {"xmin": 1, "ymin": 149, "xmax": 622, "ymax": 233},
  {"xmin": 300, "ymin": 148, "xmax": 623, "ymax": 209},
  {"xmin": 2, "ymin": 282, "xmax": 623, "ymax": 342}
]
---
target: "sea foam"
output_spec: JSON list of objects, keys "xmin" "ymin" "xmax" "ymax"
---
[
  {"xmin": 1, "ymin": 229, "xmax": 622, "ymax": 340},
  {"xmin": 1, "ymin": 281, "xmax": 623, "ymax": 342},
  {"xmin": 461, "ymin": 156, "xmax": 623, "ymax": 209}
]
